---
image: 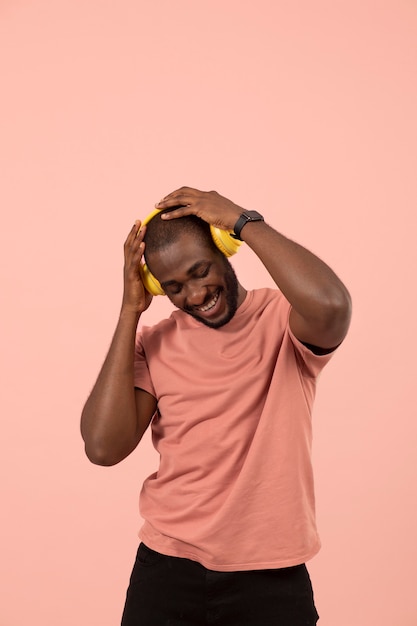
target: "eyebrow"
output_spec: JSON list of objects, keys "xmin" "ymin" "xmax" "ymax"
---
[{"xmin": 160, "ymin": 261, "xmax": 210, "ymax": 289}]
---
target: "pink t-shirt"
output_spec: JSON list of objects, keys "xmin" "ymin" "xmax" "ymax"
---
[{"xmin": 134, "ymin": 288, "xmax": 334, "ymax": 572}]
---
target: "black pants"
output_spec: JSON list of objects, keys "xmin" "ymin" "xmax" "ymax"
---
[{"xmin": 121, "ymin": 543, "xmax": 319, "ymax": 625}]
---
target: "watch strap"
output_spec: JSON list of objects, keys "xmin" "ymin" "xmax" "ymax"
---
[{"xmin": 232, "ymin": 211, "xmax": 264, "ymax": 240}]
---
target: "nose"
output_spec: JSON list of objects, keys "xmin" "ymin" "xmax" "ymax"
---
[{"xmin": 185, "ymin": 282, "xmax": 207, "ymax": 308}]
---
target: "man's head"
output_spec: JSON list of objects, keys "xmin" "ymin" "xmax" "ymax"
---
[{"xmin": 143, "ymin": 211, "xmax": 245, "ymax": 329}]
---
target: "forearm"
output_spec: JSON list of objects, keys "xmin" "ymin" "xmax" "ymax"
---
[
  {"xmin": 242, "ymin": 221, "xmax": 347, "ymax": 311},
  {"xmin": 80, "ymin": 308, "xmax": 141, "ymax": 465}
]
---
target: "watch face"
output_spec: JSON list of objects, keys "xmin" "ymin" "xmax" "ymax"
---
[{"xmin": 245, "ymin": 211, "xmax": 264, "ymax": 220}]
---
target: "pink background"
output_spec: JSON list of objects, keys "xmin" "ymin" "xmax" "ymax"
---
[{"xmin": 1, "ymin": 1, "xmax": 416, "ymax": 624}]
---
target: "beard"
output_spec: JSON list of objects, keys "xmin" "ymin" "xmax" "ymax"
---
[{"xmin": 184, "ymin": 257, "xmax": 240, "ymax": 329}]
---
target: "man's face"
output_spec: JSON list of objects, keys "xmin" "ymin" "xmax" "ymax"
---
[{"xmin": 147, "ymin": 233, "xmax": 245, "ymax": 329}]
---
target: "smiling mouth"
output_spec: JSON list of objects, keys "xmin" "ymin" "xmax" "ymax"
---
[{"xmin": 194, "ymin": 290, "xmax": 220, "ymax": 313}]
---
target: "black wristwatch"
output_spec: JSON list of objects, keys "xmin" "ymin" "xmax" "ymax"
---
[{"xmin": 232, "ymin": 211, "xmax": 264, "ymax": 240}]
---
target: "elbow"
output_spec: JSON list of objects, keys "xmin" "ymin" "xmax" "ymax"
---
[
  {"xmin": 83, "ymin": 441, "xmax": 120, "ymax": 466},
  {"xmin": 80, "ymin": 412, "xmax": 127, "ymax": 466},
  {"xmin": 323, "ymin": 287, "xmax": 352, "ymax": 338},
  {"xmin": 334, "ymin": 286, "xmax": 352, "ymax": 322},
  {"xmin": 291, "ymin": 284, "xmax": 352, "ymax": 350},
  {"xmin": 81, "ymin": 430, "xmax": 139, "ymax": 466},
  {"xmin": 82, "ymin": 434, "xmax": 126, "ymax": 466}
]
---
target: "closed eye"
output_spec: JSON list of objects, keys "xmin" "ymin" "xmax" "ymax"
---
[
  {"xmin": 162, "ymin": 263, "xmax": 212, "ymax": 295},
  {"xmin": 195, "ymin": 265, "xmax": 210, "ymax": 279},
  {"xmin": 167, "ymin": 283, "xmax": 182, "ymax": 295}
]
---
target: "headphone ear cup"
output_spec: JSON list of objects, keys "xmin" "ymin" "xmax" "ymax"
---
[
  {"xmin": 210, "ymin": 226, "xmax": 243, "ymax": 257},
  {"xmin": 139, "ymin": 263, "xmax": 165, "ymax": 296}
]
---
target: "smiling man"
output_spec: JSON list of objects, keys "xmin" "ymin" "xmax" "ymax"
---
[{"xmin": 81, "ymin": 187, "xmax": 351, "ymax": 626}]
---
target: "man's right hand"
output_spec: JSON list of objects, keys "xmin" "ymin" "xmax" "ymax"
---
[{"xmin": 122, "ymin": 221, "xmax": 153, "ymax": 314}]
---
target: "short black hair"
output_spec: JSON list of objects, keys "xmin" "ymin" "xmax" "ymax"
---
[{"xmin": 143, "ymin": 208, "xmax": 219, "ymax": 263}]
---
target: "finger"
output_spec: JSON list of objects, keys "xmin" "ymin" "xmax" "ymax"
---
[
  {"xmin": 160, "ymin": 186, "xmax": 199, "ymax": 200},
  {"xmin": 136, "ymin": 223, "xmax": 146, "ymax": 240},
  {"xmin": 125, "ymin": 244, "xmax": 146, "ymax": 284},
  {"xmin": 156, "ymin": 187, "xmax": 200, "ymax": 208},
  {"xmin": 125, "ymin": 224, "xmax": 146, "ymax": 263},
  {"xmin": 131, "ymin": 241, "xmax": 145, "ymax": 267},
  {"xmin": 124, "ymin": 220, "xmax": 141, "ymax": 245},
  {"xmin": 130, "ymin": 223, "xmax": 146, "ymax": 249},
  {"xmin": 131, "ymin": 234, "xmax": 146, "ymax": 260},
  {"xmin": 156, "ymin": 195, "xmax": 191, "ymax": 209},
  {"xmin": 160, "ymin": 206, "xmax": 194, "ymax": 220}
]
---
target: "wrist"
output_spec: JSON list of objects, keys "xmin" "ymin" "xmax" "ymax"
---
[
  {"xmin": 232, "ymin": 211, "xmax": 265, "ymax": 240},
  {"xmin": 119, "ymin": 305, "xmax": 142, "ymax": 323}
]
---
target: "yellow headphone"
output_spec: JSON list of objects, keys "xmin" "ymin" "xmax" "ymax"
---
[{"xmin": 139, "ymin": 208, "xmax": 242, "ymax": 296}]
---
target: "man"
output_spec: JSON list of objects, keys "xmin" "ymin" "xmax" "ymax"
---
[{"xmin": 81, "ymin": 187, "xmax": 351, "ymax": 625}]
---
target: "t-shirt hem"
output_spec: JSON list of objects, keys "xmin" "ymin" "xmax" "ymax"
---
[{"xmin": 138, "ymin": 529, "xmax": 321, "ymax": 572}]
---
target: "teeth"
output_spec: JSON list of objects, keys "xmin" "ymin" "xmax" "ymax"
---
[{"xmin": 197, "ymin": 291, "xmax": 219, "ymax": 312}]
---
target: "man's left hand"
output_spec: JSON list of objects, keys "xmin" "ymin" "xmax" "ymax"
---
[{"xmin": 155, "ymin": 187, "xmax": 244, "ymax": 232}]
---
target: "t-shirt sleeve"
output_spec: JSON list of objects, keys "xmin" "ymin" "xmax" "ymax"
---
[
  {"xmin": 285, "ymin": 304, "xmax": 335, "ymax": 378},
  {"xmin": 134, "ymin": 332, "xmax": 156, "ymax": 397}
]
